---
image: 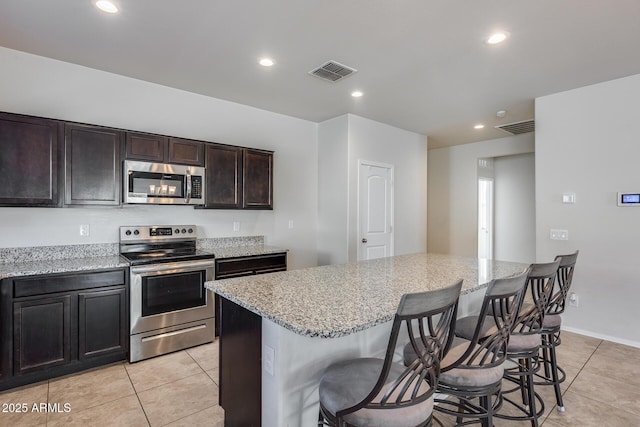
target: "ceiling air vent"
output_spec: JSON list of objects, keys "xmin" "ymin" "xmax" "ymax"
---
[
  {"xmin": 495, "ymin": 119, "xmax": 535, "ymax": 135},
  {"xmin": 309, "ymin": 60, "xmax": 357, "ymax": 82}
]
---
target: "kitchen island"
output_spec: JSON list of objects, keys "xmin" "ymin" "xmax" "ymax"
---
[{"xmin": 205, "ymin": 253, "xmax": 529, "ymax": 427}]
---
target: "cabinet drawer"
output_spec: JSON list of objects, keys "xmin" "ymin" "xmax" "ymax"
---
[
  {"xmin": 215, "ymin": 253, "xmax": 287, "ymax": 279},
  {"xmin": 14, "ymin": 270, "xmax": 125, "ymax": 298}
]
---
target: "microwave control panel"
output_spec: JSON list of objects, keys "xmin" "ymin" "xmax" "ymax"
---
[{"xmin": 191, "ymin": 176, "xmax": 203, "ymax": 199}]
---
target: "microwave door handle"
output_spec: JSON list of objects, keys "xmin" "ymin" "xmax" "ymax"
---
[{"xmin": 185, "ymin": 170, "xmax": 192, "ymax": 203}]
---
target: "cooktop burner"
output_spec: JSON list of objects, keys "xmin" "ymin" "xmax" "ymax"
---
[{"xmin": 119, "ymin": 225, "xmax": 215, "ymax": 265}]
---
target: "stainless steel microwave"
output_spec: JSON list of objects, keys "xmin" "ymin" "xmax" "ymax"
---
[{"xmin": 123, "ymin": 160, "xmax": 205, "ymax": 205}]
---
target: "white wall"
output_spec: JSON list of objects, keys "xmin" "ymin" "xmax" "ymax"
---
[
  {"xmin": 536, "ymin": 73, "xmax": 640, "ymax": 346},
  {"xmin": 0, "ymin": 47, "xmax": 318, "ymax": 270},
  {"xmin": 317, "ymin": 114, "xmax": 428, "ymax": 264},
  {"xmin": 494, "ymin": 153, "xmax": 536, "ymax": 263},
  {"xmin": 427, "ymin": 133, "xmax": 535, "ymax": 257},
  {"xmin": 317, "ymin": 115, "xmax": 349, "ymax": 265}
]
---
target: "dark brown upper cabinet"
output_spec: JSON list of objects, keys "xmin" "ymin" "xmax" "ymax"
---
[
  {"xmin": 204, "ymin": 143, "xmax": 243, "ymax": 208},
  {"xmin": 243, "ymin": 148, "xmax": 273, "ymax": 209},
  {"xmin": 0, "ymin": 112, "xmax": 60, "ymax": 207},
  {"xmin": 125, "ymin": 132, "xmax": 167, "ymax": 163},
  {"xmin": 125, "ymin": 132, "xmax": 204, "ymax": 166},
  {"xmin": 64, "ymin": 123, "xmax": 122, "ymax": 206},
  {"xmin": 168, "ymin": 137, "xmax": 204, "ymax": 166}
]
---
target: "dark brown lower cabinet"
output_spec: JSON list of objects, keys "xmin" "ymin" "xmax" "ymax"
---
[
  {"xmin": 0, "ymin": 269, "xmax": 128, "ymax": 391},
  {"xmin": 214, "ymin": 252, "xmax": 287, "ymax": 336},
  {"xmin": 13, "ymin": 295, "xmax": 72, "ymax": 376},
  {"xmin": 78, "ymin": 288, "xmax": 127, "ymax": 360}
]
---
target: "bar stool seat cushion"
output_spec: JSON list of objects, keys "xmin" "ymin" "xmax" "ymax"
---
[
  {"xmin": 319, "ymin": 358, "xmax": 433, "ymax": 427},
  {"xmin": 542, "ymin": 313, "xmax": 562, "ymax": 329},
  {"xmin": 404, "ymin": 338, "xmax": 504, "ymax": 388},
  {"xmin": 507, "ymin": 333, "xmax": 541, "ymax": 353},
  {"xmin": 439, "ymin": 340, "xmax": 505, "ymax": 388}
]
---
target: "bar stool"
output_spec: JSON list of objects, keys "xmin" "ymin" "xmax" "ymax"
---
[
  {"xmin": 318, "ymin": 280, "xmax": 462, "ymax": 427},
  {"xmin": 405, "ymin": 270, "xmax": 529, "ymax": 427},
  {"xmin": 536, "ymin": 250, "xmax": 579, "ymax": 412},
  {"xmin": 497, "ymin": 260, "xmax": 559, "ymax": 427}
]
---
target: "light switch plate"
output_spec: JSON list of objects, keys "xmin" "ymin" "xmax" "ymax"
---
[
  {"xmin": 562, "ymin": 193, "xmax": 576, "ymax": 204},
  {"xmin": 550, "ymin": 229, "xmax": 569, "ymax": 240}
]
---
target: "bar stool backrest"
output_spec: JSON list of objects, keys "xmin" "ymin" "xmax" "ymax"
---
[
  {"xmin": 336, "ymin": 280, "xmax": 462, "ymax": 420},
  {"xmin": 444, "ymin": 270, "xmax": 529, "ymax": 371},
  {"xmin": 547, "ymin": 251, "xmax": 579, "ymax": 315},
  {"xmin": 514, "ymin": 260, "xmax": 561, "ymax": 335}
]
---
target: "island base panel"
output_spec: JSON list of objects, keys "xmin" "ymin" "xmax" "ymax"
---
[{"xmin": 220, "ymin": 297, "xmax": 262, "ymax": 427}]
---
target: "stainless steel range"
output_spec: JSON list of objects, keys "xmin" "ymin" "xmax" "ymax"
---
[{"xmin": 119, "ymin": 225, "xmax": 215, "ymax": 362}]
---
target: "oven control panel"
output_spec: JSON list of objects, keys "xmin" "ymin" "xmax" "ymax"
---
[{"xmin": 120, "ymin": 225, "xmax": 196, "ymax": 242}]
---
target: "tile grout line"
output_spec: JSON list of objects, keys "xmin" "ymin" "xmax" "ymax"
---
[
  {"xmin": 539, "ymin": 337, "xmax": 603, "ymax": 427},
  {"xmin": 562, "ymin": 338, "xmax": 603, "ymax": 392},
  {"xmin": 123, "ymin": 361, "xmax": 152, "ymax": 427}
]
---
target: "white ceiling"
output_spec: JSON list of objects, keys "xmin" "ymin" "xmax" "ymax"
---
[{"xmin": 1, "ymin": 1, "xmax": 640, "ymax": 148}]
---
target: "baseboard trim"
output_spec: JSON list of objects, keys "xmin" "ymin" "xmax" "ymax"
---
[{"xmin": 562, "ymin": 325, "xmax": 640, "ymax": 349}]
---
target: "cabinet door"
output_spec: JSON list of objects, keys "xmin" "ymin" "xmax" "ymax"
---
[
  {"xmin": 205, "ymin": 144, "xmax": 243, "ymax": 208},
  {"xmin": 169, "ymin": 137, "xmax": 204, "ymax": 166},
  {"xmin": 13, "ymin": 295, "xmax": 72, "ymax": 376},
  {"xmin": 125, "ymin": 132, "xmax": 167, "ymax": 162},
  {"xmin": 243, "ymin": 149, "xmax": 273, "ymax": 209},
  {"xmin": 64, "ymin": 123, "xmax": 122, "ymax": 205},
  {"xmin": 78, "ymin": 288, "xmax": 127, "ymax": 360},
  {"xmin": 0, "ymin": 112, "xmax": 59, "ymax": 206}
]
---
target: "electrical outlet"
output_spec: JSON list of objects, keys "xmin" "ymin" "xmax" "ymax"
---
[
  {"xmin": 288, "ymin": 220, "xmax": 294, "ymax": 229},
  {"xmin": 264, "ymin": 345, "xmax": 275, "ymax": 376},
  {"xmin": 568, "ymin": 292, "xmax": 579, "ymax": 307},
  {"xmin": 79, "ymin": 224, "xmax": 90, "ymax": 237},
  {"xmin": 233, "ymin": 221, "xmax": 240, "ymax": 232}
]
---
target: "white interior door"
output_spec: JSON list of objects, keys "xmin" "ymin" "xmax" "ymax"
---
[{"xmin": 358, "ymin": 161, "xmax": 394, "ymax": 261}]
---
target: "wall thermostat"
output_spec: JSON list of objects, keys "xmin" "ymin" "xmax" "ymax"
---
[{"xmin": 617, "ymin": 192, "xmax": 640, "ymax": 206}]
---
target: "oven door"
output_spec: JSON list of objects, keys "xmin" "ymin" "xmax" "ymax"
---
[{"xmin": 130, "ymin": 259, "xmax": 215, "ymax": 335}]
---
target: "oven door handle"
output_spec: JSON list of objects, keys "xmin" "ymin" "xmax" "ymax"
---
[
  {"xmin": 185, "ymin": 169, "xmax": 192, "ymax": 204},
  {"xmin": 130, "ymin": 259, "xmax": 215, "ymax": 276}
]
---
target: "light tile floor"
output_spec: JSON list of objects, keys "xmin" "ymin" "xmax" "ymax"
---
[
  {"xmin": 0, "ymin": 331, "xmax": 639, "ymax": 426},
  {"xmin": 0, "ymin": 341, "xmax": 222, "ymax": 427}
]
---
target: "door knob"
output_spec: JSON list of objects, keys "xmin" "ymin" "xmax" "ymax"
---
[{"xmin": 362, "ymin": 238, "xmax": 367, "ymax": 243}]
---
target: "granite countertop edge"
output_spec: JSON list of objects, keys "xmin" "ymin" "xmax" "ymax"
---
[{"xmin": 208, "ymin": 279, "xmax": 491, "ymax": 339}]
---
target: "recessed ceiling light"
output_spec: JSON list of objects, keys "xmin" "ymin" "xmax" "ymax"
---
[
  {"xmin": 486, "ymin": 32, "xmax": 508, "ymax": 45},
  {"xmin": 351, "ymin": 91, "xmax": 363, "ymax": 98},
  {"xmin": 95, "ymin": 0, "xmax": 118, "ymax": 14},
  {"xmin": 259, "ymin": 58, "xmax": 274, "ymax": 67},
  {"xmin": 474, "ymin": 124, "xmax": 485, "ymax": 129}
]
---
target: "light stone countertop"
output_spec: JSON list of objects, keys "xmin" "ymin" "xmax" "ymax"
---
[
  {"xmin": 205, "ymin": 253, "xmax": 529, "ymax": 339},
  {"xmin": 0, "ymin": 237, "xmax": 284, "ymax": 280},
  {"xmin": 0, "ymin": 255, "xmax": 129, "ymax": 279}
]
